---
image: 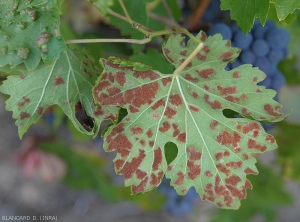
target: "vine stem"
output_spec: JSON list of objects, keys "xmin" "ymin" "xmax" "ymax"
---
[
  {"xmin": 173, "ymin": 42, "xmax": 204, "ymax": 76},
  {"xmin": 65, "ymin": 38, "xmax": 151, "ymax": 45},
  {"xmin": 66, "ymin": 0, "xmax": 202, "ymax": 45}
]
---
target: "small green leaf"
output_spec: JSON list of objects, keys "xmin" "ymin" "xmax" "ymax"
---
[
  {"xmin": 0, "ymin": 0, "xmax": 66, "ymax": 70},
  {"xmin": 0, "ymin": 47, "xmax": 119, "ymax": 138},
  {"xmin": 89, "ymin": 0, "xmax": 115, "ymax": 15},
  {"xmin": 93, "ymin": 31, "xmax": 286, "ymax": 209},
  {"xmin": 221, "ymin": 0, "xmax": 270, "ymax": 33},
  {"xmin": 271, "ymin": 0, "xmax": 300, "ymax": 21}
]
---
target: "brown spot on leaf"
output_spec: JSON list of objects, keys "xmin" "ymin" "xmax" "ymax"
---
[
  {"xmin": 174, "ymin": 171, "xmax": 184, "ymax": 185},
  {"xmin": 187, "ymin": 146, "xmax": 201, "ymax": 160},
  {"xmin": 266, "ymin": 135, "xmax": 275, "ymax": 143},
  {"xmin": 20, "ymin": 112, "xmax": 31, "ymax": 119},
  {"xmin": 54, "ymin": 76, "xmax": 65, "ymax": 86},
  {"xmin": 162, "ymin": 77, "xmax": 172, "ymax": 86},
  {"xmin": 187, "ymin": 160, "xmax": 200, "ymax": 180},
  {"xmin": 217, "ymin": 86, "xmax": 237, "ymax": 95},
  {"xmin": 164, "ymin": 107, "xmax": 177, "ymax": 119},
  {"xmin": 247, "ymin": 139, "xmax": 266, "ymax": 152},
  {"xmin": 242, "ymin": 122, "xmax": 261, "ymax": 137},
  {"xmin": 242, "ymin": 153, "xmax": 249, "ymax": 160},
  {"xmin": 136, "ymin": 169, "xmax": 147, "ymax": 180},
  {"xmin": 210, "ymin": 120, "xmax": 219, "ymax": 130},
  {"xmin": 150, "ymin": 171, "xmax": 164, "ymax": 186},
  {"xmin": 216, "ymin": 130, "xmax": 242, "ymax": 148},
  {"xmin": 225, "ymin": 176, "xmax": 241, "ymax": 187},
  {"xmin": 37, "ymin": 107, "xmax": 43, "ymax": 115},
  {"xmin": 233, "ymin": 71, "xmax": 240, "ymax": 78},
  {"xmin": 244, "ymin": 167, "xmax": 257, "ymax": 175},
  {"xmin": 189, "ymin": 105, "xmax": 200, "ymax": 112},
  {"xmin": 120, "ymin": 149, "xmax": 146, "ymax": 180},
  {"xmin": 205, "ymin": 171, "xmax": 213, "ymax": 177},
  {"xmin": 152, "ymin": 148, "xmax": 163, "ymax": 170},
  {"xmin": 164, "ymin": 48, "xmax": 174, "ymax": 63},
  {"xmin": 242, "ymin": 108, "xmax": 252, "ymax": 116},
  {"xmin": 216, "ymin": 163, "xmax": 230, "ymax": 176},
  {"xmin": 130, "ymin": 126, "xmax": 143, "ymax": 135},
  {"xmin": 196, "ymin": 68, "xmax": 214, "ymax": 78},
  {"xmin": 146, "ymin": 129, "xmax": 153, "ymax": 138},
  {"xmin": 264, "ymin": 104, "xmax": 282, "ymax": 118},
  {"xmin": 226, "ymin": 161, "xmax": 242, "ymax": 169},
  {"xmin": 149, "ymin": 141, "xmax": 154, "ymax": 147},
  {"xmin": 240, "ymin": 94, "xmax": 247, "ymax": 101},
  {"xmin": 133, "ymin": 70, "xmax": 159, "ymax": 80},
  {"xmin": 152, "ymin": 99, "xmax": 165, "ymax": 110},
  {"xmin": 108, "ymin": 134, "xmax": 133, "ymax": 158},
  {"xmin": 132, "ymin": 176, "xmax": 148, "ymax": 193},
  {"xmin": 252, "ymin": 77, "xmax": 258, "ymax": 82},
  {"xmin": 204, "ymin": 94, "xmax": 222, "ymax": 109},
  {"xmin": 180, "ymin": 50, "xmax": 187, "ymax": 56},
  {"xmin": 218, "ymin": 51, "xmax": 234, "ymax": 62},
  {"xmin": 184, "ymin": 74, "xmax": 198, "ymax": 82},
  {"xmin": 18, "ymin": 96, "xmax": 30, "ymax": 107},
  {"xmin": 115, "ymin": 159, "xmax": 125, "ymax": 170},
  {"xmin": 225, "ymin": 95, "xmax": 240, "ymax": 103},
  {"xmin": 177, "ymin": 133, "xmax": 186, "ymax": 143},
  {"xmin": 115, "ymin": 71, "xmax": 126, "ymax": 86},
  {"xmin": 159, "ymin": 121, "xmax": 171, "ymax": 133},
  {"xmin": 179, "ymin": 58, "xmax": 192, "ymax": 67},
  {"xmin": 169, "ymin": 94, "xmax": 182, "ymax": 107},
  {"xmin": 192, "ymin": 92, "xmax": 199, "ymax": 99}
]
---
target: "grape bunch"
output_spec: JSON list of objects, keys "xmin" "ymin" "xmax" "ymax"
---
[
  {"xmin": 158, "ymin": 178, "xmax": 199, "ymax": 216},
  {"xmin": 203, "ymin": 0, "xmax": 289, "ymax": 130}
]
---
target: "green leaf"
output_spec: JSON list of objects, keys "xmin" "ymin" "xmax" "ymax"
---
[
  {"xmin": 220, "ymin": 0, "xmax": 270, "ymax": 33},
  {"xmin": 211, "ymin": 162, "xmax": 292, "ymax": 222},
  {"xmin": 271, "ymin": 0, "xmax": 300, "ymax": 20},
  {"xmin": 129, "ymin": 48, "xmax": 174, "ymax": 73},
  {"xmin": 279, "ymin": 86, "xmax": 300, "ymax": 124},
  {"xmin": 93, "ymin": 31, "xmax": 286, "ymax": 209},
  {"xmin": 0, "ymin": 47, "xmax": 119, "ymax": 138},
  {"xmin": 108, "ymin": 0, "xmax": 149, "ymax": 52},
  {"xmin": 89, "ymin": 0, "xmax": 114, "ymax": 15},
  {"xmin": 0, "ymin": 0, "xmax": 66, "ymax": 70}
]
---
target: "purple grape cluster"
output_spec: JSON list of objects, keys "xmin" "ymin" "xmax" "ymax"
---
[
  {"xmin": 158, "ymin": 178, "xmax": 198, "ymax": 216},
  {"xmin": 203, "ymin": 0, "xmax": 289, "ymax": 130}
]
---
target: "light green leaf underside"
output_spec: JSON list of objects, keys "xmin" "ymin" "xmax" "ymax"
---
[
  {"xmin": 0, "ymin": 47, "xmax": 118, "ymax": 138},
  {"xmin": 93, "ymin": 32, "xmax": 285, "ymax": 209}
]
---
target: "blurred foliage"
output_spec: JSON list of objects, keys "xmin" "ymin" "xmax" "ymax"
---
[
  {"xmin": 279, "ymin": 86, "xmax": 300, "ymax": 124},
  {"xmin": 211, "ymin": 162, "xmax": 293, "ymax": 222},
  {"xmin": 39, "ymin": 140, "xmax": 165, "ymax": 211},
  {"xmin": 276, "ymin": 122, "xmax": 300, "ymax": 183}
]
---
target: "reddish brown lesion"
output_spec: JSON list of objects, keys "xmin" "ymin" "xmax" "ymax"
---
[
  {"xmin": 196, "ymin": 68, "xmax": 214, "ymax": 78},
  {"xmin": 18, "ymin": 96, "xmax": 30, "ymax": 107},
  {"xmin": 204, "ymin": 94, "xmax": 222, "ymax": 109}
]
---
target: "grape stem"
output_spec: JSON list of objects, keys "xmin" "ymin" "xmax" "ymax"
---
[
  {"xmin": 67, "ymin": 0, "xmax": 201, "ymax": 45},
  {"xmin": 173, "ymin": 42, "xmax": 204, "ymax": 76},
  {"xmin": 161, "ymin": 0, "xmax": 178, "ymax": 27}
]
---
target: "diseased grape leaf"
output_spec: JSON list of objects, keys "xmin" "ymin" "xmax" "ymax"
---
[
  {"xmin": 0, "ymin": 47, "xmax": 119, "ymax": 138},
  {"xmin": 0, "ymin": 0, "xmax": 66, "ymax": 70},
  {"xmin": 220, "ymin": 0, "xmax": 269, "ymax": 33},
  {"xmin": 271, "ymin": 0, "xmax": 300, "ymax": 21},
  {"xmin": 93, "ymin": 31, "xmax": 285, "ymax": 209}
]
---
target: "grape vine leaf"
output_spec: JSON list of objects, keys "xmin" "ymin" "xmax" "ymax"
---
[
  {"xmin": 93, "ymin": 31, "xmax": 286, "ymax": 209},
  {"xmin": 220, "ymin": 0, "xmax": 269, "ymax": 33},
  {"xmin": 0, "ymin": 47, "xmax": 119, "ymax": 138},
  {"xmin": 0, "ymin": 0, "xmax": 65, "ymax": 70},
  {"xmin": 271, "ymin": 0, "xmax": 300, "ymax": 21}
]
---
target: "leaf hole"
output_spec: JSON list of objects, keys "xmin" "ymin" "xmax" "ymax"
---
[
  {"xmin": 164, "ymin": 142, "xmax": 178, "ymax": 165},
  {"xmin": 222, "ymin": 109, "xmax": 240, "ymax": 118}
]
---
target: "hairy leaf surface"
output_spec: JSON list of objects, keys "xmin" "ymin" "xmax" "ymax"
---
[
  {"xmin": 93, "ymin": 32, "xmax": 285, "ymax": 209},
  {"xmin": 0, "ymin": 47, "xmax": 118, "ymax": 138},
  {"xmin": 0, "ymin": 0, "xmax": 65, "ymax": 70},
  {"xmin": 221, "ymin": 0, "xmax": 269, "ymax": 33}
]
